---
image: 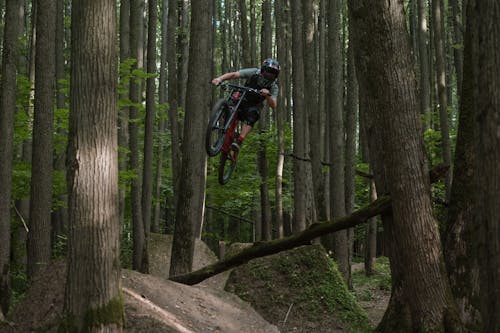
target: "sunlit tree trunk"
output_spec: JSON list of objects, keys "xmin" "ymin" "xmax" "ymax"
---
[{"xmin": 62, "ymin": 0, "xmax": 123, "ymax": 330}]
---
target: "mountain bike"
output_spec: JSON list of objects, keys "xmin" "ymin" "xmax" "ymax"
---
[{"xmin": 205, "ymin": 83, "xmax": 263, "ymax": 185}]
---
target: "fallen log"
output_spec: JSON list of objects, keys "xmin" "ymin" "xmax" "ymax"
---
[
  {"xmin": 170, "ymin": 164, "xmax": 448, "ymax": 286},
  {"xmin": 170, "ymin": 195, "xmax": 391, "ymax": 285}
]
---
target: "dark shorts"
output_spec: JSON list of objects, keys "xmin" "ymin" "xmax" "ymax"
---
[{"xmin": 238, "ymin": 106, "xmax": 260, "ymax": 127}]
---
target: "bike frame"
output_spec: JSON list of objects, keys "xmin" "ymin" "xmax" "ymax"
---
[{"xmin": 218, "ymin": 83, "xmax": 261, "ymax": 156}]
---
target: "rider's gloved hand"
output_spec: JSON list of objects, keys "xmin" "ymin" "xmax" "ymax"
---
[
  {"xmin": 260, "ymin": 88, "xmax": 271, "ymax": 96},
  {"xmin": 212, "ymin": 78, "xmax": 223, "ymax": 86}
]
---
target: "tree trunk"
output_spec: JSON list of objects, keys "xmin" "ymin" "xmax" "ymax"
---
[
  {"xmin": 140, "ymin": 0, "xmax": 158, "ymax": 272},
  {"xmin": 328, "ymin": 0, "xmax": 350, "ymax": 286},
  {"xmin": 118, "ymin": 0, "xmax": 130, "ymax": 226},
  {"xmin": 432, "ymin": 0, "xmax": 452, "ymax": 198},
  {"xmin": 51, "ymin": 0, "xmax": 68, "ymax": 241},
  {"xmin": 169, "ymin": 0, "xmax": 211, "ymax": 277},
  {"xmin": 27, "ymin": 0, "xmax": 56, "ymax": 280},
  {"xmin": 291, "ymin": 0, "xmax": 307, "ymax": 233},
  {"xmin": 167, "ymin": 0, "xmax": 181, "ymax": 207},
  {"xmin": 129, "ymin": 0, "xmax": 147, "ymax": 273},
  {"xmin": 274, "ymin": 0, "xmax": 287, "ymax": 239},
  {"xmin": 0, "ymin": 0, "xmax": 22, "ymax": 315},
  {"xmin": 443, "ymin": 0, "xmax": 481, "ymax": 329},
  {"xmin": 349, "ymin": 1, "xmax": 463, "ymax": 331},
  {"xmin": 259, "ymin": 0, "xmax": 272, "ymax": 241},
  {"xmin": 418, "ymin": 0, "xmax": 431, "ymax": 128},
  {"xmin": 62, "ymin": 0, "xmax": 123, "ymax": 330},
  {"xmin": 238, "ymin": 0, "xmax": 251, "ymax": 68},
  {"xmin": 153, "ymin": 0, "xmax": 169, "ymax": 233},
  {"xmin": 471, "ymin": 1, "xmax": 500, "ymax": 331}
]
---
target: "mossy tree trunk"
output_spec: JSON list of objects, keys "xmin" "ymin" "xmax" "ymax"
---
[
  {"xmin": 62, "ymin": 0, "xmax": 123, "ymax": 330},
  {"xmin": 348, "ymin": 1, "xmax": 464, "ymax": 331}
]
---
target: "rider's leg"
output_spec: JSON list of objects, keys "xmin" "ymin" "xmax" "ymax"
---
[{"xmin": 238, "ymin": 124, "xmax": 252, "ymax": 142}]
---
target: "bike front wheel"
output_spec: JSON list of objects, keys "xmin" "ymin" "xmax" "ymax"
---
[
  {"xmin": 205, "ymin": 98, "xmax": 229, "ymax": 157},
  {"xmin": 218, "ymin": 152, "xmax": 236, "ymax": 185}
]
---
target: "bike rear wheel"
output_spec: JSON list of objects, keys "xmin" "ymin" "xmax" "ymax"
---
[
  {"xmin": 218, "ymin": 152, "xmax": 236, "ymax": 185},
  {"xmin": 205, "ymin": 99, "xmax": 229, "ymax": 157}
]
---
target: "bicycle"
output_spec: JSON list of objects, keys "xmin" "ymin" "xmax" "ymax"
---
[{"xmin": 205, "ymin": 83, "xmax": 265, "ymax": 185}]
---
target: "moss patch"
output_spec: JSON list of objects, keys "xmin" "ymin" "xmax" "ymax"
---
[{"xmin": 225, "ymin": 244, "xmax": 372, "ymax": 333}]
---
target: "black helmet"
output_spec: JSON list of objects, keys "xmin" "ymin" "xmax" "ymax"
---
[{"xmin": 261, "ymin": 58, "xmax": 280, "ymax": 80}]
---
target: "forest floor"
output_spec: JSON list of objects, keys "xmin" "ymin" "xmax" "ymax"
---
[{"xmin": 0, "ymin": 234, "xmax": 390, "ymax": 333}]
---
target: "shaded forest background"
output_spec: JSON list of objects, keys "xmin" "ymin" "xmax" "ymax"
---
[{"xmin": 0, "ymin": 0, "xmax": 498, "ymax": 332}]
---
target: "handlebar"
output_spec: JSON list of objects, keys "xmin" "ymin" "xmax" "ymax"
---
[{"xmin": 218, "ymin": 82, "xmax": 271, "ymax": 97}]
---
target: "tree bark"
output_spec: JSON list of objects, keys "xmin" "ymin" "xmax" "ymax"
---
[
  {"xmin": 291, "ymin": 0, "xmax": 308, "ymax": 233},
  {"xmin": 118, "ymin": 0, "xmax": 130, "ymax": 226},
  {"xmin": 0, "ymin": 0, "xmax": 22, "ymax": 315},
  {"xmin": 432, "ymin": 0, "xmax": 452, "ymax": 198},
  {"xmin": 471, "ymin": 1, "xmax": 500, "ymax": 331},
  {"xmin": 417, "ymin": 0, "xmax": 431, "ymax": 127},
  {"xmin": 27, "ymin": 0, "xmax": 56, "ymax": 280},
  {"xmin": 444, "ymin": 0, "xmax": 481, "ymax": 328},
  {"xmin": 349, "ymin": 1, "xmax": 463, "ymax": 331},
  {"xmin": 62, "ymin": 0, "xmax": 123, "ymax": 330},
  {"xmin": 167, "ymin": 0, "xmax": 181, "ymax": 207},
  {"xmin": 140, "ymin": 0, "xmax": 158, "ymax": 272},
  {"xmin": 328, "ymin": 0, "xmax": 350, "ymax": 285},
  {"xmin": 169, "ymin": 0, "xmax": 211, "ymax": 277},
  {"xmin": 258, "ymin": 0, "xmax": 272, "ymax": 241},
  {"xmin": 129, "ymin": 0, "xmax": 147, "ymax": 273}
]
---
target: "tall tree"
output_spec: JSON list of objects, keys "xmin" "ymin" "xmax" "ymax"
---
[
  {"xmin": 349, "ymin": 0, "xmax": 463, "ymax": 331},
  {"xmin": 329, "ymin": 0, "xmax": 350, "ymax": 285},
  {"xmin": 470, "ymin": 1, "xmax": 500, "ymax": 331},
  {"xmin": 238, "ymin": 0, "xmax": 251, "ymax": 68},
  {"xmin": 417, "ymin": 0, "xmax": 431, "ymax": 126},
  {"xmin": 259, "ymin": 0, "xmax": 272, "ymax": 241},
  {"xmin": 290, "ymin": 0, "xmax": 307, "ymax": 233},
  {"xmin": 141, "ymin": 0, "xmax": 158, "ymax": 269},
  {"xmin": 27, "ymin": 0, "xmax": 56, "ymax": 280},
  {"xmin": 62, "ymin": 0, "xmax": 123, "ymax": 330},
  {"xmin": 167, "ymin": 0, "xmax": 181, "ymax": 206},
  {"xmin": 118, "ymin": 0, "xmax": 130, "ymax": 225},
  {"xmin": 169, "ymin": 0, "xmax": 211, "ymax": 277},
  {"xmin": 274, "ymin": 0, "xmax": 287, "ymax": 239},
  {"xmin": 444, "ymin": 0, "xmax": 481, "ymax": 327},
  {"xmin": 432, "ymin": 0, "xmax": 452, "ymax": 197},
  {"xmin": 153, "ymin": 0, "xmax": 169, "ymax": 232},
  {"xmin": 0, "ymin": 0, "xmax": 22, "ymax": 315},
  {"xmin": 129, "ymin": 0, "xmax": 147, "ymax": 272}
]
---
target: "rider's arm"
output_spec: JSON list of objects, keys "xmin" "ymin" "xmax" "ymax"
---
[
  {"xmin": 265, "ymin": 94, "xmax": 277, "ymax": 109},
  {"xmin": 212, "ymin": 71, "xmax": 241, "ymax": 85}
]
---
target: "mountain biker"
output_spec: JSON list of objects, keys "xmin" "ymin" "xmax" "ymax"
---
[{"xmin": 211, "ymin": 58, "xmax": 280, "ymax": 152}]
